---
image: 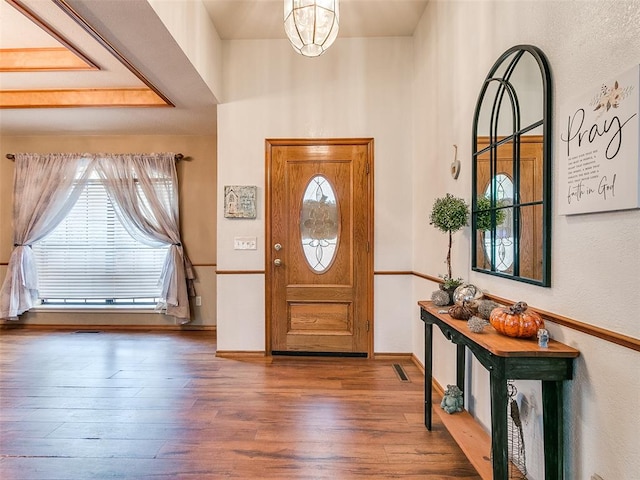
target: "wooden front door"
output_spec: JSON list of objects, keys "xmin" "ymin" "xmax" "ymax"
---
[{"xmin": 266, "ymin": 139, "xmax": 373, "ymax": 356}]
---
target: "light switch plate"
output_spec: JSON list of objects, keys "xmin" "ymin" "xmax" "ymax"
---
[{"xmin": 234, "ymin": 236, "xmax": 257, "ymax": 250}]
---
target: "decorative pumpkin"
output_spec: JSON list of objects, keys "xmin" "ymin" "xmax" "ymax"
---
[{"xmin": 489, "ymin": 301, "xmax": 545, "ymax": 338}]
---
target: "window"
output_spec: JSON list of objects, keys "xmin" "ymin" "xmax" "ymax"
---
[
  {"xmin": 300, "ymin": 175, "xmax": 340, "ymax": 273},
  {"xmin": 32, "ymin": 178, "xmax": 169, "ymax": 306}
]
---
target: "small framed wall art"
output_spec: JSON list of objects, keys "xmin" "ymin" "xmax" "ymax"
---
[{"xmin": 224, "ymin": 185, "xmax": 257, "ymax": 219}]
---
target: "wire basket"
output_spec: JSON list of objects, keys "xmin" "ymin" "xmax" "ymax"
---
[{"xmin": 507, "ymin": 382, "xmax": 527, "ymax": 479}]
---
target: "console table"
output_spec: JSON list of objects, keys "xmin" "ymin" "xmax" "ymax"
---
[{"xmin": 419, "ymin": 301, "xmax": 579, "ymax": 480}]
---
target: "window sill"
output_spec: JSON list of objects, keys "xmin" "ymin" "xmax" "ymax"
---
[{"xmin": 33, "ymin": 304, "xmax": 163, "ymax": 315}]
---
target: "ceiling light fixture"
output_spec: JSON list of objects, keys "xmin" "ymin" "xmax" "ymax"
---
[{"xmin": 284, "ymin": 0, "xmax": 339, "ymax": 57}]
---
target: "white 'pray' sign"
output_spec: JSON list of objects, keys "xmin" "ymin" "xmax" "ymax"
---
[{"xmin": 558, "ymin": 65, "xmax": 639, "ymax": 215}]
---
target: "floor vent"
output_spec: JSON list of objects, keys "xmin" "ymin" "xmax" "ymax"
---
[
  {"xmin": 392, "ymin": 363, "xmax": 410, "ymax": 382},
  {"xmin": 73, "ymin": 330, "xmax": 103, "ymax": 334}
]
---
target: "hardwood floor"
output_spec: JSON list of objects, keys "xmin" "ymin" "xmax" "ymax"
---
[{"xmin": 0, "ymin": 329, "xmax": 480, "ymax": 479}]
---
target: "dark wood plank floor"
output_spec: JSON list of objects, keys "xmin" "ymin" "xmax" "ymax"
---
[{"xmin": 0, "ymin": 329, "xmax": 480, "ymax": 479}]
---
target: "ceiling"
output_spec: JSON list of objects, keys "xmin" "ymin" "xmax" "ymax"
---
[
  {"xmin": 202, "ymin": 0, "xmax": 429, "ymax": 40},
  {"xmin": 0, "ymin": 0, "xmax": 428, "ymax": 136}
]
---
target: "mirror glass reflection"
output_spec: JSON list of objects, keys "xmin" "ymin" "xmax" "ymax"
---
[
  {"xmin": 482, "ymin": 174, "xmax": 514, "ymax": 273},
  {"xmin": 472, "ymin": 45, "xmax": 552, "ymax": 286}
]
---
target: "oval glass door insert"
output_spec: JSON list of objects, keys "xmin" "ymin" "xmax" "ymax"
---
[{"xmin": 300, "ymin": 175, "xmax": 340, "ymax": 273}]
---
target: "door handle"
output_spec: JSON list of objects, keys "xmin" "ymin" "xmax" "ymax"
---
[{"xmin": 274, "ymin": 259, "xmax": 282, "ymax": 266}]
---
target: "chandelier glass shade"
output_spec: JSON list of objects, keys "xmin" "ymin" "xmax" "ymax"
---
[{"xmin": 284, "ymin": 0, "xmax": 340, "ymax": 57}]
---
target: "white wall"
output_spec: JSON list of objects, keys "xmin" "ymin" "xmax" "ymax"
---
[
  {"xmin": 149, "ymin": 0, "xmax": 223, "ymax": 103},
  {"xmin": 215, "ymin": 2, "xmax": 639, "ymax": 476},
  {"xmin": 412, "ymin": 1, "xmax": 640, "ymax": 479},
  {"xmin": 216, "ymin": 37, "xmax": 414, "ymax": 352}
]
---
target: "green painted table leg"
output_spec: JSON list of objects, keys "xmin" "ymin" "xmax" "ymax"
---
[
  {"xmin": 424, "ymin": 322, "xmax": 433, "ymax": 430},
  {"xmin": 542, "ymin": 380, "xmax": 564, "ymax": 480},
  {"xmin": 456, "ymin": 344, "xmax": 465, "ymax": 395},
  {"xmin": 490, "ymin": 374, "xmax": 509, "ymax": 479}
]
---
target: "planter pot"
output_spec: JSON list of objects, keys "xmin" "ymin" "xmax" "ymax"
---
[{"xmin": 438, "ymin": 284, "xmax": 458, "ymax": 305}]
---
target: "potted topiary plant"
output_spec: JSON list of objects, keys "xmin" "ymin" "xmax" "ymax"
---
[
  {"xmin": 438, "ymin": 274, "xmax": 465, "ymax": 303},
  {"xmin": 429, "ymin": 193, "xmax": 469, "ymax": 296}
]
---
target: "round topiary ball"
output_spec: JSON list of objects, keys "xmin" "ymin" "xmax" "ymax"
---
[{"xmin": 429, "ymin": 194, "xmax": 469, "ymax": 234}]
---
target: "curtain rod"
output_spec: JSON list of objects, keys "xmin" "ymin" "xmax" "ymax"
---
[{"xmin": 5, "ymin": 153, "xmax": 184, "ymax": 161}]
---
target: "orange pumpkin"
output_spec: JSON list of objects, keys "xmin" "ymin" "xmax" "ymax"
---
[{"xmin": 489, "ymin": 301, "xmax": 545, "ymax": 338}]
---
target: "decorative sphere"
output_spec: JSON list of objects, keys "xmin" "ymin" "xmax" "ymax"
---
[
  {"xmin": 467, "ymin": 316, "xmax": 488, "ymax": 333},
  {"xmin": 477, "ymin": 300, "xmax": 501, "ymax": 320},
  {"xmin": 431, "ymin": 289, "xmax": 451, "ymax": 307},
  {"xmin": 453, "ymin": 284, "xmax": 484, "ymax": 307}
]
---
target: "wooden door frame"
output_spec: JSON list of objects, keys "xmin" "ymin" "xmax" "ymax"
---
[{"xmin": 264, "ymin": 138, "xmax": 375, "ymax": 357}]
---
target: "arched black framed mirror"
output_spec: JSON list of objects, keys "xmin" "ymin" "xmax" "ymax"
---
[{"xmin": 472, "ymin": 45, "xmax": 552, "ymax": 286}]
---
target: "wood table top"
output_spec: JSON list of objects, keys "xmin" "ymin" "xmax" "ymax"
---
[{"xmin": 419, "ymin": 301, "xmax": 580, "ymax": 358}]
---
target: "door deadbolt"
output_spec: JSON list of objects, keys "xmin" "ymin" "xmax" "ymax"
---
[{"xmin": 274, "ymin": 243, "xmax": 282, "ymax": 251}]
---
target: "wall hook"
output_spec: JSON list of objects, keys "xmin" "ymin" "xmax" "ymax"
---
[{"xmin": 450, "ymin": 144, "xmax": 461, "ymax": 179}]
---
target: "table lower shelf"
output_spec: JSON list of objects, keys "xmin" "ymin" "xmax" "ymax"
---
[{"xmin": 433, "ymin": 384, "xmax": 492, "ymax": 480}]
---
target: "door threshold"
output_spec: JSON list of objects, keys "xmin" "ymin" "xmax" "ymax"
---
[{"xmin": 271, "ymin": 351, "xmax": 367, "ymax": 358}]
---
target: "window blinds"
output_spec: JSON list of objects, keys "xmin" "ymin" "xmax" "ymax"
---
[{"xmin": 32, "ymin": 180, "xmax": 169, "ymax": 305}]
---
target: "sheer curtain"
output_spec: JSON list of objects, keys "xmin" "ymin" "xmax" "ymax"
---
[
  {"xmin": 1, "ymin": 152, "xmax": 194, "ymax": 323},
  {"xmin": 95, "ymin": 153, "xmax": 194, "ymax": 322},
  {"xmin": 0, "ymin": 153, "xmax": 92, "ymax": 319}
]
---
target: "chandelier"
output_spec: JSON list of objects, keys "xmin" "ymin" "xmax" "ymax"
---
[{"xmin": 284, "ymin": 0, "xmax": 340, "ymax": 57}]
